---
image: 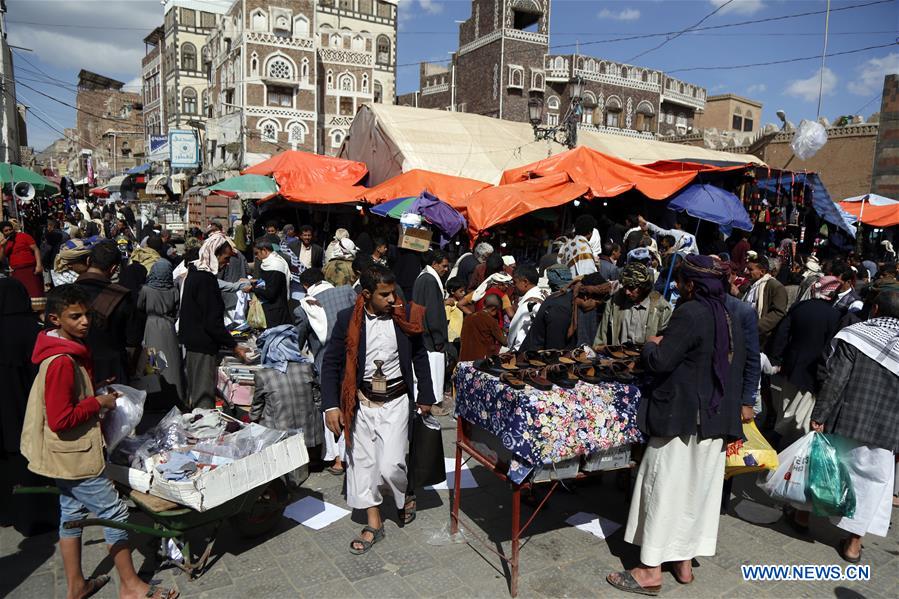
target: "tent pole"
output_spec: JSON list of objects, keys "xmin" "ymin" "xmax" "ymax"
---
[{"xmin": 855, "ymin": 196, "xmax": 866, "ymax": 255}]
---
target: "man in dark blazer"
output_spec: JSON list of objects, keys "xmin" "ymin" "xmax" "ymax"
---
[
  {"xmin": 321, "ymin": 265, "xmax": 434, "ymax": 555},
  {"xmin": 412, "ymin": 250, "xmax": 450, "ymax": 412},
  {"xmin": 520, "ymin": 272, "xmax": 610, "ymax": 351},
  {"xmin": 292, "ymin": 224, "xmax": 324, "ymax": 269}
]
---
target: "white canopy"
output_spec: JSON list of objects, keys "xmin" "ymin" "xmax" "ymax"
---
[
  {"xmin": 340, "ymin": 104, "xmax": 765, "ymax": 185},
  {"xmin": 841, "ymin": 193, "xmax": 898, "ymax": 206}
]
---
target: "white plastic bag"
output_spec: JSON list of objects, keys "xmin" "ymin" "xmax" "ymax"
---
[
  {"xmin": 790, "ymin": 120, "xmax": 828, "ymax": 160},
  {"xmin": 100, "ymin": 384, "xmax": 147, "ymax": 451},
  {"xmin": 758, "ymin": 431, "xmax": 814, "ymax": 508}
]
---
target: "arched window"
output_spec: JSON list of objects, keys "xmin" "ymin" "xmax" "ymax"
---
[
  {"xmin": 330, "ymin": 129, "xmax": 345, "ymax": 148},
  {"xmin": 361, "ymin": 73, "xmax": 369, "ymax": 93},
  {"xmin": 642, "ymin": 70, "xmax": 649, "ymax": 82},
  {"xmin": 294, "ymin": 15, "xmax": 309, "ymax": 37},
  {"xmin": 201, "ymin": 89, "xmax": 209, "ymax": 117},
  {"xmin": 260, "ymin": 120, "xmax": 278, "ymax": 143},
  {"xmin": 679, "ymin": 82, "xmax": 685, "ymax": 94},
  {"xmin": 599, "ymin": 62, "xmax": 606, "ymax": 74},
  {"xmin": 509, "ymin": 67, "xmax": 523, "ymax": 88},
  {"xmin": 742, "ymin": 110, "xmax": 753, "ymax": 132},
  {"xmin": 585, "ymin": 58, "xmax": 595, "ymax": 72},
  {"xmin": 352, "ymin": 35, "xmax": 365, "ymax": 51},
  {"xmin": 181, "ymin": 43, "xmax": 197, "ymax": 71},
  {"xmin": 635, "ymin": 101, "xmax": 655, "ymax": 132},
  {"xmin": 182, "ymin": 87, "xmax": 197, "ymax": 114},
  {"xmin": 546, "ymin": 95, "xmax": 560, "ymax": 110},
  {"xmin": 288, "ymin": 122, "xmax": 307, "ymax": 145},
  {"xmin": 605, "ymin": 96, "xmax": 622, "ymax": 128},
  {"xmin": 330, "ymin": 33, "xmax": 341, "ymax": 47},
  {"xmin": 267, "ymin": 56, "xmax": 293, "ymax": 79},
  {"xmin": 581, "ymin": 91, "xmax": 597, "ymax": 124},
  {"xmin": 620, "ymin": 66, "xmax": 628, "ymax": 79},
  {"xmin": 251, "ymin": 9, "xmax": 267, "ymax": 31},
  {"xmin": 301, "ymin": 58, "xmax": 310, "ymax": 82},
  {"xmin": 250, "ymin": 52, "xmax": 259, "ymax": 76},
  {"xmin": 338, "ymin": 72, "xmax": 355, "ymax": 92},
  {"xmin": 376, "ymin": 35, "xmax": 390, "ymax": 65},
  {"xmin": 326, "ymin": 70, "xmax": 334, "ymax": 90},
  {"xmin": 374, "ymin": 81, "xmax": 383, "ymax": 103},
  {"xmin": 531, "ymin": 72, "xmax": 544, "ymax": 90},
  {"xmin": 554, "ymin": 56, "xmax": 565, "ymax": 70}
]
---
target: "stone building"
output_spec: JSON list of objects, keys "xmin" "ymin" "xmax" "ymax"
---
[
  {"xmin": 70, "ymin": 70, "xmax": 144, "ymax": 183},
  {"xmin": 201, "ymin": 0, "xmax": 397, "ymax": 173},
  {"xmin": 397, "ymin": 0, "xmax": 705, "ymax": 139},
  {"xmin": 871, "ymin": 74, "xmax": 898, "ymax": 199},
  {"xmin": 141, "ymin": 26, "xmax": 165, "ymax": 144},
  {"xmin": 692, "ymin": 93, "xmax": 763, "ymax": 146}
]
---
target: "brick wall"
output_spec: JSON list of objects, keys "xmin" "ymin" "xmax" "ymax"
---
[{"xmin": 871, "ymin": 74, "xmax": 899, "ymax": 198}]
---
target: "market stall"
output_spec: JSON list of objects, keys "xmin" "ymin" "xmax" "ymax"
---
[{"xmin": 450, "ymin": 350, "xmax": 646, "ymax": 596}]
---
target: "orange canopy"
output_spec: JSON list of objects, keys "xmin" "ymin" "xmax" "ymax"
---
[
  {"xmin": 839, "ymin": 201, "xmax": 899, "ymax": 227},
  {"xmin": 500, "ymin": 146, "xmax": 697, "ymax": 201},
  {"xmin": 356, "ymin": 169, "xmax": 491, "ymax": 207},
  {"xmin": 243, "ymin": 150, "xmax": 368, "ymax": 191},
  {"xmin": 268, "ymin": 182, "xmax": 368, "ymax": 206},
  {"xmin": 464, "ymin": 173, "xmax": 589, "ymax": 240}
]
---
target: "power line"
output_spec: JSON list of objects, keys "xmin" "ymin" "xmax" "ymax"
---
[
  {"xmin": 12, "ymin": 78, "xmax": 144, "ymax": 129},
  {"xmin": 667, "ymin": 40, "xmax": 898, "ymax": 73},
  {"xmin": 627, "ymin": 0, "xmax": 734, "ymax": 62}
]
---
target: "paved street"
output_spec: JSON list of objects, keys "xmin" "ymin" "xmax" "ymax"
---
[{"xmin": 3, "ymin": 416, "xmax": 897, "ymax": 599}]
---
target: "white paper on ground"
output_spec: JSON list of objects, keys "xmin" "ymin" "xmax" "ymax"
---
[
  {"xmin": 284, "ymin": 496, "xmax": 350, "ymax": 530},
  {"xmin": 424, "ymin": 458, "xmax": 478, "ymax": 491},
  {"xmin": 565, "ymin": 512, "xmax": 621, "ymax": 540}
]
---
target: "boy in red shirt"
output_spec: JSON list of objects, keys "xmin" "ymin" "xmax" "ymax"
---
[
  {"xmin": 20, "ymin": 285, "xmax": 177, "ymax": 599},
  {"xmin": 0, "ymin": 220, "xmax": 44, "ymax": 297}
]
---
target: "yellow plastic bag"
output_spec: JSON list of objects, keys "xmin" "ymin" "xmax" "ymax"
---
[
  {"xmin": 725, "ymin": 421, "xmax": 779, "ymax": 479},
  {"xmin": 247, "ymin": 296, "xmax": 267, "ymax": 330}
]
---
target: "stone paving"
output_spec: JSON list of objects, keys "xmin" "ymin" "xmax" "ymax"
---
[{"xmin": 2, "ymin": 417, "xmax": 897, "ymax": 598}]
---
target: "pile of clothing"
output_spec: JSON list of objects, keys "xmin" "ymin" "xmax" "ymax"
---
[{"xmin": 110, "ymin": 407, "xmax": 294, "ymax": 482}]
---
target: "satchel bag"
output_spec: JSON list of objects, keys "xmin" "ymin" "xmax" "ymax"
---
[{"xmin": 407, "ymin": 412, "xmax": 446, "ymax": 488}]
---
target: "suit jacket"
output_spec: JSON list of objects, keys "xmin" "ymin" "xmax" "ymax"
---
[
  {"xmin": 768, "ymin": 298, "xmax": 841, "ymax": 394},
  {"xmin": 294, "ymin": 285, "xmax": 357, "ymax": 373},
  {"xmin": 320, "ymin": 307, "xmax": 435, "ymax": 412},
  {"xmin": 412, "ymin": 270, "xmax": 448, "ymax": 352},
  {"xmin": 251, "ymin": 362, "xmax": 323, "ymax": 448},
  {"xmin": 520, "ymin": 291, "xmax": 574, "ymax": 352},
  {"xmin": 639, "ymin": 300, "xmax": 744, "ymax": 440},
  {"xmin": 286, "ymin": 240, "xmax": 324, "ymax": 269},
  {"xmin": 723, "ymin": 295, "xmax": 761, "ymax": 408},
  {"xmin": 757, "ymin": 278, "xmax": 788, "ymax": 347}
]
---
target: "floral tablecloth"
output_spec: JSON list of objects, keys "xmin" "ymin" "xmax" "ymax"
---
[{"xmin": 453, "ymin": 362, "xmax": 645, "ymax": 467}]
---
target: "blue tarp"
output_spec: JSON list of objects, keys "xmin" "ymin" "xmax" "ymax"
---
[
  {"xmin": 126, "ymin": 163, "xmax": 151, "ymax": 175},
  {"xmin": 755, "ymin": 172, "xmax": 856, "ymax": 237}
]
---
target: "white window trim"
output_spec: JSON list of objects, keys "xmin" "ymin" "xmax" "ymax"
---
[
  {"xmin": 507, "ymin": 65, "xmax": 524, "ymax": 89},
  {"xmin": 330, "ymin": 128, "xmax": 346, "ymax": 148},
  {"xmin": 287, "ymin": 120, "xmax": 308, "ymax": 145},
  {"xmin": 265, "ymin": 52, "xmax": 296, "ymax": 80},
  {"xmin": 251, "ymin": 9, "xmax": 268, "ymax": 32},
  {"xmin": 546, "ymin": 95, "xmax": 560, "ymax": 110},
  {"xmin": 258, "ymin": 119, "xmax": 281, "ymax": 143}
]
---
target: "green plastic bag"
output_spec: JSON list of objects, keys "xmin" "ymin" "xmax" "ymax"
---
[{"xmin": 807, "ymin": 433, "xmax": 856, "ymax": 518}]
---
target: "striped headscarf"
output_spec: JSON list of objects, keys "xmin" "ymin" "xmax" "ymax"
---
[
  {"xmin": 192, "ymin": 232, "xmax": 235, "ymax": 275},
  {"xmin": 619, "ymin": 262, "xmax": 653, "ymax": 290}
]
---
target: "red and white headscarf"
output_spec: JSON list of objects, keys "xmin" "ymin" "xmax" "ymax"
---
[{"xmin": 192, "ymin": 232, "xmax": 235, "ymax": 275}]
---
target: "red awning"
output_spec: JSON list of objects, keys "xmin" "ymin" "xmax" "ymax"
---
[
  {"xmin": 243, "ymin": 150, "xmax": 368, "ymax": 191},
  {"xmin": 357, "ymin": 169, "xmax": 491, "ymax": 207},
  {"xmin": 89, "ymin": 186, "xmax": 110, "ymax": 198},
  {"xmin": 500, "ymin": 146, "xmax": 698, "ymax": 201},
  {"xmin": 465, "ymin": 173, "xmax": 589, "ymax": 240}
]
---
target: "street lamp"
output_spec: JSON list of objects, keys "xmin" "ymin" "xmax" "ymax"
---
[{"xmin": 528, "ymin": 76, "xmax": 584, "ymax": 149}]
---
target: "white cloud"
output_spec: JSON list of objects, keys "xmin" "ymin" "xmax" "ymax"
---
[
  {"xmin": 785, "ymin": 67, "xmax": 837, "ymax": 102},
  {"xmin": 746, "ymin": 83, "xmax": 767, "ymax": 95},
  {"xmin": 597, "ymin": 8, "xmax": 641, "ymax": 21},
  {"xmin": 709, "ymin": 0, "xmax": 765, "ymax": 16},
  {"xmin": 847, "ymin": 53, "xmax": 899, "ymax": 96},
  {"xmin": 418, "ymin": 0, "xmax": 444, "ymax": 15}
]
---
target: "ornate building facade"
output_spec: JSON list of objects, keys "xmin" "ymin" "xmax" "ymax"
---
[
  {"xmin": 201, "ymin": 0, "xmax": 397, "ymax": 172},
  {"xmin": 396, "ymin": 0, "xmax": 705, "ymax": 139}
]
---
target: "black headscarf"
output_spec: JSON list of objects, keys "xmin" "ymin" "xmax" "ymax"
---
[{"xmin": 679, "ymin": 255, "xmax": 732, "ymax": 414}]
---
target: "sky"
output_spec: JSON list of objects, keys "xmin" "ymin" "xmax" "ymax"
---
[{"xmin": 7, "ymin": 0, "xmax": 899, "ymax": 152}]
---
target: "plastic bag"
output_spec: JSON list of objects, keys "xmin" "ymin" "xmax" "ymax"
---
[
  {"xmin": 247, "ymin": 296, "xmax": 267, "ymax": 330},
  {"xmin": 725, "ymin": 421, "xmax": 779, "ymax": 479},
  {"xmin": 790, "ymin": 120, "xmax": 828, "ymax": 160},
  {"xmin": 758, "ymin": 431, "xmax": 814, "ymax": 508},
  {"xmin": 407, "ymin": 413, "xmax": 446, "ymax": 488},
  {"xmin": 100, "ymin": 384, "xmax": 147, "ymax": 451},
  {"xmin": 807, "ymin": 433, "xmax": 856, "ymax": 518}
]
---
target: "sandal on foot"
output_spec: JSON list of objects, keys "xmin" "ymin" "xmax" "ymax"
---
[
  {"xmin": 664, "ymin": 564, "xmax": 694, "ymax": 585},
  {"xmin": 349, "ymin": 525, "xmax": 385, "ymax": 555},
  {"xmin": 80, "ymin": 575, "xmax": 110, "ymax": 599},
  {"xmin": 401, "ymin": 495, "xmax": 417, "ymax": 526},
  {"xmin": 606, "ymin": 571, "xmax": 661, "ymax": 596},
  {"xmin": 327, "ymin": 465, "xmax": 345, "ymax": 476},
  {"xmin": 145, "ymin": 585, "xmax": 179, "ymax": 599},
  {"xmin": 839, "ymin": 538, "xmax": 862, "ymax": 564}
]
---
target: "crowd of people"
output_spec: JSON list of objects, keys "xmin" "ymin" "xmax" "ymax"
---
[{"xmin": 1, "ymin": 199, "xmax": 897, "ymax": 598}]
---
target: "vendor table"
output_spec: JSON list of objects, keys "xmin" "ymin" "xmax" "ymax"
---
[{"xmin": 450, "ymin": 363, "xmax": 645, "ymax": 596}]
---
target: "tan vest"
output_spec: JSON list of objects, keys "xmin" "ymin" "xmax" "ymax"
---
[{"xmin": 20, "ymin": 353, "xmax": 106, "ymax": 480}]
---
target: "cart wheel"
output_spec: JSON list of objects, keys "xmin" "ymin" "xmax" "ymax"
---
[{"xmin": 229, "ymin": 478, "xmax": 288, "ymax": 538}]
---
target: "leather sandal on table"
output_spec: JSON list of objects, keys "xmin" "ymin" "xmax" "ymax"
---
[
  {"xmin": 606, "ymin": 571, "xmax": 661, "ymax": 596},
  {"xmin": 574, "ymin": 364, "xmax": 604, "ymax": 384},
  {"xmin": 500, "ymin": 371, "xmax": 527, "ymax": 390},
  {"xmin": 547, "ymin": 364, "xmax": 577, "ymax": 389},
  {"xmin": 522, "ymin": 369, "xmax": 554, "ymax": 391},
  {"xmin": 349, "ymin": 525, "xmax": 385, "ymax": 555},
  {"xmin": 570, "ymin": 348, "xmax": 593, "ymax": 364},
  {"xmin": 520, "ymin": 351, "xmax": 547, "ymax": 367}
]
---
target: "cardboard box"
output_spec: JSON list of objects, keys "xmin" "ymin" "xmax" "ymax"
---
[
  {"xmin": 398, "ymin": 227, "xmax": 432, "ymax": 252},
  {"xmin": 106, "ymin": 432, "xmax": 309, "ymax": 511},
  {"xmin": 582, "ymin": 445, "xmax": 632, "ymax": 472}
]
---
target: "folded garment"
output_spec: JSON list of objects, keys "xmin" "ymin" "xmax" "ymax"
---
[{"xmin": 156, "ymin": 451, "xmax": 198, "ymax": 481}]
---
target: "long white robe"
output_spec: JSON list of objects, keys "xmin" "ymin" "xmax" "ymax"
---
[{"xmin": 832, "ymin": 441, "xmax": 895, "ymax": 538}]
